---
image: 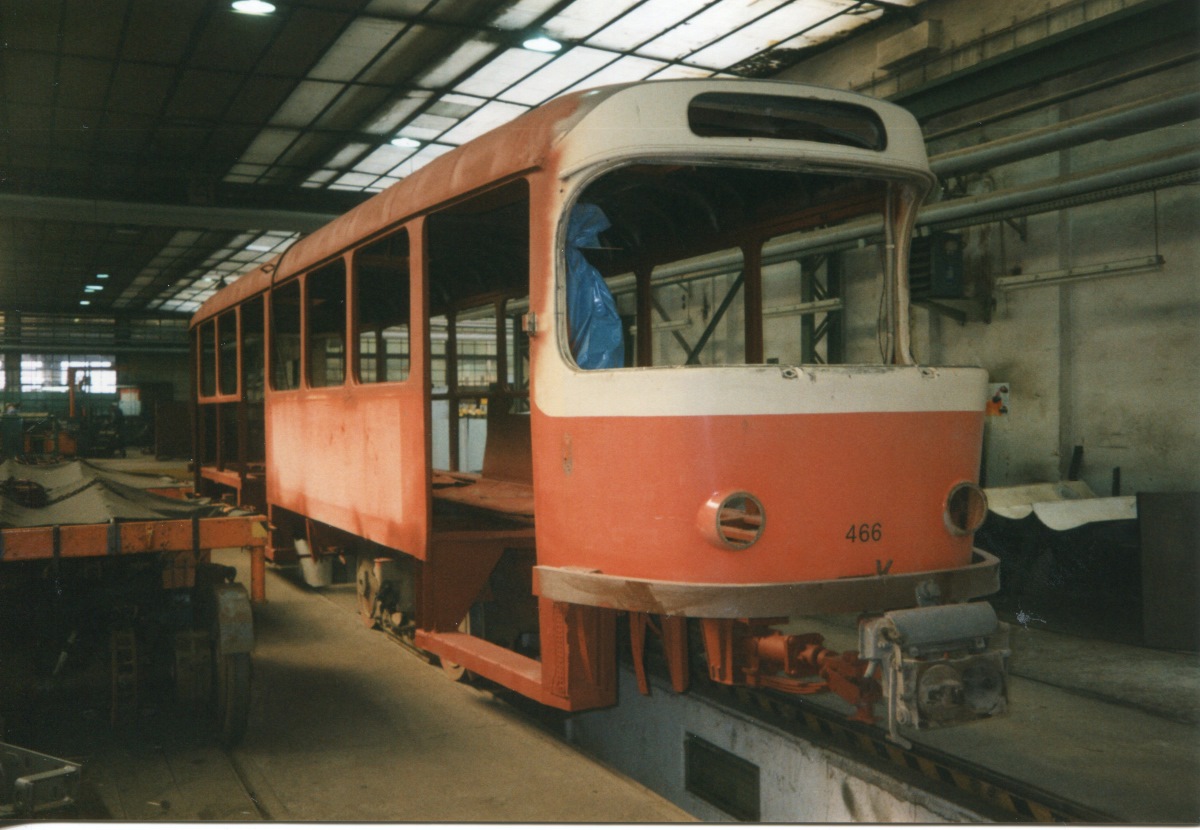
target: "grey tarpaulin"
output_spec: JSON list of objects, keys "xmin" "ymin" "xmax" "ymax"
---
[{"xmin": 0, "ymin": 459, "xmax": 227, "ymax": 529}]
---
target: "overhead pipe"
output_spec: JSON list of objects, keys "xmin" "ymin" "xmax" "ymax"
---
[
  {"xmin": 922, "ymin": 52, "xmax": 1199, "ymax": 143},
  {"xmin": 755, "ymin": 143, "xmax": 1200, "ymax": 262},
  {"xmin": 929, "ymin": 88, "xmax": 1200, "ymax": 178},
  {"xmin": 921, "ymin": 143, "xmax": 1200, "ymax": 227}
]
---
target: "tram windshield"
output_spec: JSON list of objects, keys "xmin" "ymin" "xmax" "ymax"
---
[{"xmin": 564, "ymin": 163, "xmax": 921, "ymax": 369}]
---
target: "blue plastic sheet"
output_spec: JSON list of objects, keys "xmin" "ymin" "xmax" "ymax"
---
[{"xmin": 566, "ymin": 203, "xmax": 624, "ymax": 369}]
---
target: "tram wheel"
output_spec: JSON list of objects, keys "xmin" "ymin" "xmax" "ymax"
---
[
  {"xmin": 440, "ymin": 613, "xmax": 473, "ymax": 683},
  {"xmin": 356, "ymin": 555, "xmax": 381, "ymax": 629}
]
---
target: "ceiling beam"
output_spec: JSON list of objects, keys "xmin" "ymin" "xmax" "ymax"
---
[
  {"xmin": 890, "ymin": 0, "xmax": 1199, "ymax": 121},
  {"xmin": 0, "ymin": 193, "xmax": 337, "ymax": 233}
]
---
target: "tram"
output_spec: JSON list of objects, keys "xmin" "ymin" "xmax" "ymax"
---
[{"xmin": 191, "ymin": 79, "xmax": 1009, "ymax": 740}]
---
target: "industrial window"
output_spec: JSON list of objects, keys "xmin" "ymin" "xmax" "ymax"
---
[
  {"xmin": 217, "ymin": 309, "xmax": 238, "ymax": 395},
  {"xmin": 354, "ymin": 228, "xmax": 410, "ymax": 384},
  {"xmin": 199, "ymin": 320, "xmax": 217, "ymax": 396},
  {"xmin": 270, "ymin": 280, "xmax": 302, "ymax": 391},
  {"xmin": 21, "ymin": 355, "xmax": 117, "ymax": 394},
  {"xmin": 307, "ymin": 260, "xmax": 347, "ymax": 387}
]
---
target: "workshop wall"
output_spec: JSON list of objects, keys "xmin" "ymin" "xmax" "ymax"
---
[{"xmin": 779, "ymin": 0, "xmax": 1200, "ymax": 494}]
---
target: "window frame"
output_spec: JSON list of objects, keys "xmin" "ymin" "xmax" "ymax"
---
[
  {"xmin": 351, "ymin": 225, "xmax": 413, "ymax": 387},
  {"xmin": 196, "ymin": 312, "xmax": 240, "ymax": 404}
]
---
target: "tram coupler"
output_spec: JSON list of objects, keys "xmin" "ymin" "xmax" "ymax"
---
[
  {"xmin": 699, "ymin": 619, "xmax": 882, "ymax": 722},
  {"xmin": 858, "ymin": 601, "xmax": 1010, "ymax": 747}
]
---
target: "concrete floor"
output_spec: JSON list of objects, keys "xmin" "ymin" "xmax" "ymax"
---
[
  {"xmin": 221, "ymin": 554, "xmax": 693, "ymax": 822},
  {"xmin": 11, "ymin": 549, "xmax": 691, "ymax": 822}
]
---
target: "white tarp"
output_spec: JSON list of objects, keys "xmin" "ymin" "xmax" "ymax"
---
[{"xmin": 985, "ymin": 480, "xmax": 1137, "ymax": 531}]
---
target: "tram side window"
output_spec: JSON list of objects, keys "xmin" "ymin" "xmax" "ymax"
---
[
  {"xmin": 270, "ymin": 280, "xmax": 302, "ymax": 391},
  {"xmin": 217, "ymin": 310, "xmax": 238, "ymax": 395},
  {"xmin": 307, "ymin": 260, "xmax": 347, "ymax": 387},
  {"xmin": 354, "ymin": 228, "xmax": 410, "ymax": 383},
  {"xmin": 199, "ymin": 319, "xmax": 217, "ymax": 396},
  {"xmin": 241, "ymin": 296, "xmax": 265, "ymax": 402}
]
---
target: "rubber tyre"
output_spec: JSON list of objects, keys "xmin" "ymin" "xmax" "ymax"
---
[{"xmin": 215, "ymin": 652, "xmax": 251, "ymax": 748}]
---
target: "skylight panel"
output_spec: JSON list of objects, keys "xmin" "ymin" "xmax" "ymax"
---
[
  {"xmin": 772, "ymin": 7, "xmax": 883, "ymax": 51},
  {"xmin": 326, "ymin": 142, "xmax": 372, "ymax": 169},
  {"xmin": 454, "ymin": 48, "xmax": 553, "ymax": 98},
  {"xmin": 440, "ymin": 101, "xmax": 530, "ymax": 145},
  {"xmin": 429, "ymin": 93, "xmax": 487, "ymax": 119},
  {"xmin": 237, "ymin": 128, "xmax": 299, "ymax": 165},
  {"xmin": 358, "ymin": 25, "xmax": 432, "ymax": 83},
  {"xmin": 333, "ymin": 172, "xmax": 381, "ymax": 189},
  {"xmin": 397, "ymin": 112, "xmax": 458, "ymax": 141},
  {"xmin": 501, "ymin": 46, "xmax": 616, "ymax": 106},
  {"xmin": 559, "ymin": 54, "xmax": 667, "ymax": 95},
  {"xmin": 309, "ymin": 17, "xmax": 404, "ymax": 82},
  {"xmin": 688, "ymin": 1, "xmax": 853, "ymax": 69},
  {"xmin": 416, "ymin": 38, "xmax": 499, "ymax": 89},
  {"xmin": 248, "ymin": 233, "xmax": 293, "ymax": 251},
  {"xmin": 271, "ymin": 81, "xmax": 346, "ymax": 127},
  {"xmin": 492, "ymin": 0, "xmax": 567, "ymax": 30},
  {"xmin": 637, "ymin": 0, "xmax": 792, "ymax": 62},
  {"xmin": 354, "ymin": 143, "xmax": 418, "ymax": 175},
  {"xmin": 542, "ymin": 0, "xmax": 641, "ymax": 40},
  {"xmin": 303, "ymin": 170, "xmax": 338, "ymax": 189},
  {"xmin": 646, "ymin": 63, "xmax": 715, "ymax": 80},
  {"xmin": 586, "ymin": 0, "xmax": 708, "ymax": 52},
  {"xmin": 364, "ymin": 91, "xmax": 435, "ymax": 134}
]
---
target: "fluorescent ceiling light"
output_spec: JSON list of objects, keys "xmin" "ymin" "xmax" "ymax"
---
[
  {"xmin": 96, "ymin": 273, "xmax": 109, "ymax": 279},
  {"xmin": 232, "ymin": 1, "xmax": 275, "ymax": 15},
  {"xmin": 522, "ymin": 35, "xmax": 563, "ymax": 53},
  {"xmin": 85, "ymin": 285, "xmax": 103, "ymax": 292},
  {"xmin": 390, "ymin": 136, "xmax": 421, "ymax": 148},
  {"xmin": 79, "ymin": 300, "xmax": 91, "ymax": 306}
]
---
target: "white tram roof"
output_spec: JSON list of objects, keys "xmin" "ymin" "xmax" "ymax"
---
[{"xmin": 192, "ymin": 79, "xmax": 930, "ymax": 326}]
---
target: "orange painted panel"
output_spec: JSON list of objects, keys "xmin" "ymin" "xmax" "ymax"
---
[
  {"xmin": 266, "ymin": 383, "xmax": 429, "ymax": 558},
  {"xmin": 531, "ymin": 409, "xmax": 983, "ymax": 584}
]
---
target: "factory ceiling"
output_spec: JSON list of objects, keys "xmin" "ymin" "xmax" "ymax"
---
[{"xmin": 0, "ymin": 0, "xmax": 924, "ymax": 318}]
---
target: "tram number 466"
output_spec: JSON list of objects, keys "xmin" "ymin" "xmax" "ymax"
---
[{"xmin": 846, "ymin": 523, "xmax": 883, "ymax": 543}]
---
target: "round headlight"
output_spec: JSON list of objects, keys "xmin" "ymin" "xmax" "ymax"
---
[
  {"xmin": 944, "ymin": 481, "xmax": 987, "ymax": 536},
  {"xmin": 697, "ymin": 490, "xmax": 765, "ymax": 550}
]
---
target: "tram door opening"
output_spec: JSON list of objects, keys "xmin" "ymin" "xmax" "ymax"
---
[{"xmin": 426, "ymin": 181, "xmax": 532, "ymax": 498}]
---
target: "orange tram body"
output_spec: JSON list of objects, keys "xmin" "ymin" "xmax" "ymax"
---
[{"xmin": 191, "ymin": 79, "xmax": 1009, "ymax": 741}]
